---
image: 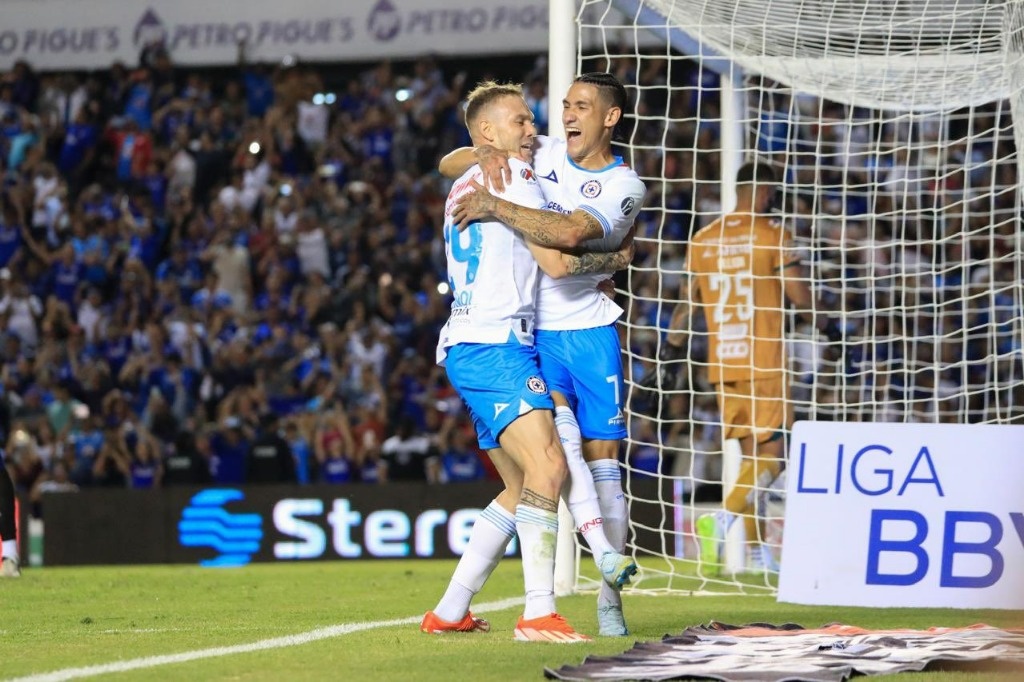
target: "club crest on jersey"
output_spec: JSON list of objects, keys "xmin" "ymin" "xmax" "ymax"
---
[
  {"xmin": 520, "ymin": 168, "xmax": 536, "ymax": 183},
  {"xmin": 580, "ymin": 179, "xmax": 602, "ymax": 198},
  {"xmin": 620, "ymin": 197, "xmax": 635, "ymax": 216},
  {"xmin": 526, "ymin": 376, "xmax": 547, "ymax": 394}
]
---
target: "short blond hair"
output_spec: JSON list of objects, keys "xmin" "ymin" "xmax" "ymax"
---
[{"xmin": 464, "ymin": 81, "xmax": 524, "ymax": 131}]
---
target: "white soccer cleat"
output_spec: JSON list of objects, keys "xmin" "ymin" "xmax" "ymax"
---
[{"xmin": 2, "ymin": 556, "xmax": 21, "ymax": 578}]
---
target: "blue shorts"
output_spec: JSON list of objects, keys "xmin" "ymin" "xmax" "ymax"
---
[
  {"xmin": 445, "ymin": 339, "xmax": 555, "ymax": 450},
  {"xmin": 535, "ymin": 325, "xmax": 626, "ymax": 440}
]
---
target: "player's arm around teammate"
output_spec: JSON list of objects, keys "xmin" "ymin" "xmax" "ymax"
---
[
  {"xmin": 441, "ymin": 75, "xmax": 636, "ymax": 250},
  {"xmin": 425, "ymin": 82, "xmax": 599, "ymax": 642},
  {"xmin": 439, "ymin": 74, "xmax": 646, "ymax": 638}
]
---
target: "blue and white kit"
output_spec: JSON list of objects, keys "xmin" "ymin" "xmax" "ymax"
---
[
  {"xmin": 530, "ymin": 135, "xmax": 646, "ymax": 440},
  {"xmin": 438, "ymin": 158, "xmax": 553, "ymax": 448}
]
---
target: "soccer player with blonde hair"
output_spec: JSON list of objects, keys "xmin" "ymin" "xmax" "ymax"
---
[{"xmin": 441, "ymin": 72, "xmax": 647, "ymax": 636}]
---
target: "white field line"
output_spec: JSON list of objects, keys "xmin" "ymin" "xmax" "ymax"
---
[{"xmin": 10, "ymin": 596, "xmax": 524, "ymax": 682}]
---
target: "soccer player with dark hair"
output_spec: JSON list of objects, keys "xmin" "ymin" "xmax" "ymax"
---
[{"xmin": 669, "ymin": 160, "xmax": 840, "ymax": 573}]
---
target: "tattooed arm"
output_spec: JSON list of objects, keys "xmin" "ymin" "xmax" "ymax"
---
[
  {"xmin": 526, "ymin": 225, "xmax": 635, "ymax": 279},
  {"xmin": 451, "ymin": 179, "xmax": 604, "ymax": 249}
]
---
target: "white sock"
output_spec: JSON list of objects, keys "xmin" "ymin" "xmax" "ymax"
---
[
  {"xmin": 434, "ymin": 500, "xmax": 515, "ymax": 622},
  {"xmin": 554, "ymin": 406, "xmax": 615, "ymax": 560},
  {"xmin": 2, "ymin": 539, "xmax": 17, "ymax": 561},
  {"xmin": 515, "ymin": 504, "xmax": 558, "ymax": 619},
  {"xmin": 589, "ymin": 459, "xmax": 628, "ymax": 608}
]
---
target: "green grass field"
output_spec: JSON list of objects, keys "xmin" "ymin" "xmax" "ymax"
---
[{"xmin": 3, "ymin": 560, "xmax": 1022, "ymax": 681}]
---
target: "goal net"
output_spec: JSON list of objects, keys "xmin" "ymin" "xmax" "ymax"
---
[{"xmin": 570, "ymin": 0, "xmax": 1024, "ymax": 594}]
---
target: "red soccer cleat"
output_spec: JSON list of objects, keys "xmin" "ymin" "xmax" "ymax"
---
[
  {"xmin": 513, "ymin": 613, "xmax": 592, "ymax": 643},
  {"xmin": 420, "ymin": 610, "xmax": 491, "ymax": 634}
]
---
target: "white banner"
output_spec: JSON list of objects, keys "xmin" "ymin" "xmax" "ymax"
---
[
  {"xmin": 779, "ymin": 421, "xmax": 1024, "ymax": 609},
  {"xmin": 0, "ymin": 0, "xmax": 550, "ymax": 71}
]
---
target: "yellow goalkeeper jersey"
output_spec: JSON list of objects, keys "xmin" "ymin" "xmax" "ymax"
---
[{"xmin": 685, "ymin": 212, "xmax": 800, "ymax": 385}]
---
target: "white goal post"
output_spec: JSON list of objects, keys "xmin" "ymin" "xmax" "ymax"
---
[{"xmin": 551, "ymin": 0, "xmax": 1024, "ymax": 595}]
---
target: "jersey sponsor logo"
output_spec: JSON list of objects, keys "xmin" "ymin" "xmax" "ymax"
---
[
  {"xmin": 545, "ymin": 201, "xmax": 572, "ymax": 215},
  {"xmin": 540, "ymin": 169, "xmax": 558, "ymax": 183},
  {"xmin": 520, "ymin": 168, "xmax": 536, "ymax": 183},
  {"xmin": 620, "ymin": 196, "xmax": 635, "ymax": 216},
  {"xmin": 526, "ymin": 375, "xmax": 547, "ymax": 394},
  {"xmin": 608, "ymin": 408, "xmax": 625, "ymax": 426},
  {"xmin": 449, "ymin": 304, "xmax": 472, "ymax": 326},
  {"xmin": 580, "ymin": 179, "xmax": 602, "ymax": 198}
]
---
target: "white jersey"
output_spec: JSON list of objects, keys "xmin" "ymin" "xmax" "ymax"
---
[
  {"xmin": 439, "ymin": 157, "xmax": 548, "ymax": 353},
  {"xmin": 531, "ymin": 135, "xmax": 646, "ymax": 330}
]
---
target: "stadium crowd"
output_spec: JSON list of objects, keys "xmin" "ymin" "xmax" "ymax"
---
[
  {"xmin": 2, "ymin": 39, "xmax": 1021, "ymax": 515},
  {"xmin": 0, "ymin": 47, "xmax": 521, "ymax": 512}
]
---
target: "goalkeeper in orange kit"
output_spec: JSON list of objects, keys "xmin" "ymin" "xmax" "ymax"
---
[{"xmin": 664, "ymin": 161, "xmax": 842, "ymax": 573}]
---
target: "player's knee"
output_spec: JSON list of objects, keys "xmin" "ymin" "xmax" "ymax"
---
[{"xmin": 541, "ymin": 441, "xmax": 568, "ymax": 489}]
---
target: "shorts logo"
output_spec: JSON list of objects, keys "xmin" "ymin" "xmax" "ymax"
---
[
  {"xmin": 620, "ymin": 196, "xmax": 635, "ymax": 216},
  {"xmin": 580, "ymin": 180, "xmax": 602, "ymax": 198},
  {"xmin": 521, "ymin": 168, "xmax": 536, "ymax": 183},
  {"xmin": 526, "ymin": 376, "xmax": 547, "ymax": 394}
]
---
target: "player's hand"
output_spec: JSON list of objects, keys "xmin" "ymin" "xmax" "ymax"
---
[
  {"xmin": 819, "ymin": 317, "xmax": 848, "ymax": 370},
  {"xmin": 614, "ymin": 225, "xmax": 637, "ymax": 269},
  {"xmin": 638, "ymin": 340, "xmax": 688, "ymax": 391},
  {"xmin": 452, "ymin": 179, "xmax": 496, "ymax": 231},
  {"xmin": 821, "ymin": 317, "xmax": 844, "ymax": 344},
  {"xmin": 819, "ymin": 315, "xmax": 843, "ymax": 342},
  {"xmin": 660, "ymin": 340, "xmax": 687, "ymax": 362},
  {"xmin": 597, "ymin": 278, "xmax": 616, "ymax": 300},
  {"xmin": 475, "ymin": 145, "xmax": 511, "ymax": 193}
]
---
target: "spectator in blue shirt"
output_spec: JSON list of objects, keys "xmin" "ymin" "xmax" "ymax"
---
[
  {"xmin": 0, "ymin": 203, "xmax": 24, "ymax": 269},
  {"xmin": 284, "ymin": 418, "xmax": 314, "ymax": 484},
  {"xmin": 67, "ymin": 410, "xmax": 104, "ymax": 486},
  {"xmin": 155, "ymin": 248, "xmax": 203, "ymax": 302},
  {"xmin": 438, "ymin": 426, "xmax": 486, "ymax": 483},
  {"xmin": 208, "ymin": 417, "xmax": 249, "ymax": 484}
]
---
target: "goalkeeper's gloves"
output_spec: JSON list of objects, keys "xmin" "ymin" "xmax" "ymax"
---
[
  {"xmin": 660, "ymin": 341, "xmax": 687, "ymax": 363},
  {"xmin": 819, "ymin": 317, "xmax": 851, "ymax": 373},
  {"xmin": 821, "ymin": 318, "xmax": 844, "ymax": 344},
  {"xmin": 639, "ymin": 341, "xmax": 687, "ymax": 392}
]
